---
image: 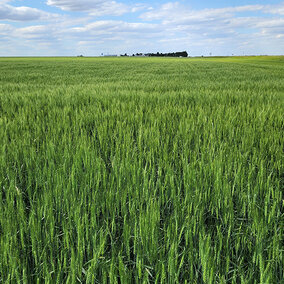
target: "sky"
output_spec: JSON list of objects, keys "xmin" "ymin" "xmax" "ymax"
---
[{"xmin": 0, "ymin": 0, "xmax": 283, "ymax": 56}]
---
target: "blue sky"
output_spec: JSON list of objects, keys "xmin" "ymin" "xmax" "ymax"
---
[{"xmin": 0, "ymin": 0, "xmax": 283, "ymax": 56}]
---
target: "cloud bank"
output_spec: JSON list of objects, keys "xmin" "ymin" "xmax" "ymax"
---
[
  {"xmin": 0, "ymin": 2, "xmax": 57, "ymax": 21},
  {"xmin": 0, "ymin": 1, "xmax": 283, "ymax": 56},
  {"xmin": 47, "ymin": 0, "xmax": 130, "ymax": 16}
]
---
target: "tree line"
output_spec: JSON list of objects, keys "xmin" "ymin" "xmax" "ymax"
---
[
  {"xmin": 145, "ymin": 51, "xmax": 188, "ymax": 57},
  {"xmin": 121, "ymin": 51, "xmax": 189, "ymax": 57}
]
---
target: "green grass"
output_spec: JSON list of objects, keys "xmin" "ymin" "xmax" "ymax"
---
[{"xmin": 0, "ymin": 56, "xmax": 283, "ymax": 283}]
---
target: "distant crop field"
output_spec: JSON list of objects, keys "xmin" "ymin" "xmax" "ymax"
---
[{"xmin": 0, "ymin": 56, "xmax": 283, "ymax": 283}]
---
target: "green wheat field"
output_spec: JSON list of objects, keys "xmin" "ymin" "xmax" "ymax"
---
[{"xmin": 0, "ymin": 56, "xmax": 283, "ymax": 283}]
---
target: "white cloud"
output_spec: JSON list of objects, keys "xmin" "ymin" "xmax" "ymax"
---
[
  {"xmin": 141, "ymin": 3, "xmax": 266, "ymax": 23},
  {"xmin": 136, "ymin": 2, "xmax": 284, "ymax": 55},
  {"xmin": 47, "ymin": 0, "xmax": 130, "ymax": 16},
  {"xmin": 71, "ymin": 20, "xmax": 159, "ymax": 33},
  {"xmin": 140, "ymin": 2, "xmax": 284, "ymax": 38},
  {"xmin": 0, "ymin": 23, "xmax": 12, "ymax": 40},
  {"xmin": 14, "ymin": 25, "xmax": 52, "ymax": 39},
  {"xmin": 0, "ymin": 3, "xmax": 57, "ymax": 21},
  {"xmin": 0, "ymin": 1, "xmax": 283, "ymax": 56},
  {"xmin": 140, "ymin": 2, "xmax": 284, "ymax": 24},
  {"xmin": 264, "ymin": 3, "xmax": 284, "ymax": 15},
  {"xmin": 47, "ymin": 0, "xmax": 105, "ymax": 11},
  {"xmin": 0, "ymin": 23, "xmax": 12, "ymax": 32},
  {"xmin": 131, "ymin": 4, "xmax": 148, "ymax": 13}
]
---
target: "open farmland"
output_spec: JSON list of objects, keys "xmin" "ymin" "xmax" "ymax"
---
[{"xmin": 0, "ymin": 56, "xmax": 283, "ymax": 283}]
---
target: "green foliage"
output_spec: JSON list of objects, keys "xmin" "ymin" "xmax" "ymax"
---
[{"xmin": 0, "ymin": 56, "xmax": 283, "ymax": 283}]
